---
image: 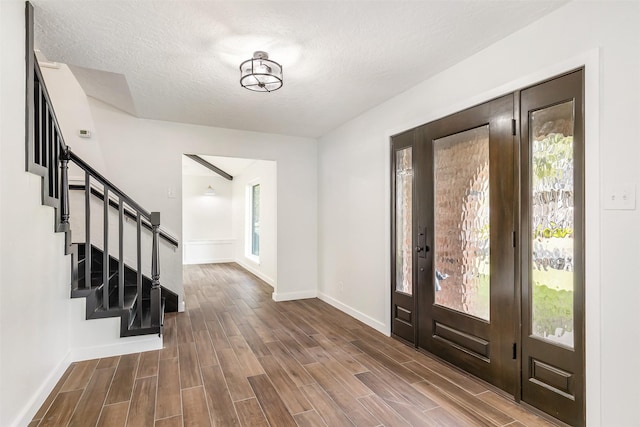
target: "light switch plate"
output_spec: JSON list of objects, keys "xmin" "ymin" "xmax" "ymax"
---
[
  {"xmin": 604, "ymin": 183, "xmax": 636, "ymax": 210},
  {"xmin": 167, "ymin": 187, "xmax": 176, "ymax": 199}
]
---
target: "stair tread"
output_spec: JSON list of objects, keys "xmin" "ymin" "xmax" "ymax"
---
[
  {"xmin": 75, "ymin": 271, "xmax": 142, "ymax": 290},
  {"xmin": 92, "ymin": 288, "xmax": 137, "ymax": 314}
]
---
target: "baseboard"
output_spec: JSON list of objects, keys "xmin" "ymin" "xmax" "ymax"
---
[
  {"xmin": 14, "ymin": 333, "xmax": 162, "ymax": 427},
  {"xmin": 15, "ymin": 352, "xmax": 72, "ymax": 427},
  {"xmin": 234, "ymin": 258, "xmax": 275, "ymax": 287},
  {"xmin": 69, "ymin": 334, "xmax": 162, "ymax": 362},
  {"xmin": 272, "ymin": 289, "xmax": 317, "ymax": 302},
  {"xmin": 317, "ymin": 292, "xmax": 388, "ymax": 335},
  {"xmin": 183, "ymin": 257, "xmax": 234, "ymax": 265}
]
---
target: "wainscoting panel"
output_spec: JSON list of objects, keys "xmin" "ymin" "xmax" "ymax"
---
[{"xmin": 183, "ymin": 239, "xmax": 235, "ymax": 264}]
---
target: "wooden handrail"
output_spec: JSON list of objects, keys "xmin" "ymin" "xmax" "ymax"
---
[{"xmin": 68, "ymin": 151, "xmax": 151, "ymax": 220}]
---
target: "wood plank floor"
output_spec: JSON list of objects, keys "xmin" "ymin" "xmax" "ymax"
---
[{"xmin": 31, "ymin": 263, "xmax": 559, "ymax": 426}]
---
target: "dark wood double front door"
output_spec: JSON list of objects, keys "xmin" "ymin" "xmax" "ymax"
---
[{"xmin": 391, "ymin": 71, "xmax": 584, "ymax": 426}]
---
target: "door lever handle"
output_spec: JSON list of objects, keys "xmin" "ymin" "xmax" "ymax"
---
[{"xmin": 417, "ymin": 227, "xmax": 429, "ymax": 258}]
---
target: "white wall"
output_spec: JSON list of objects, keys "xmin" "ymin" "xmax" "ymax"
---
[
  {"xmin": 0, "ymin": 4, "xmax": 161, "ymax": 425},
  {"xmin": 183, "ymin": 174, "xmax": 233, "ymax": 241},
  {"xmin": 182, "ymin": 174, "xmax": 235, "ymax": 264},
  {"xmin": 85, "ymin": 98, "xmax": 317, "ymax": 302},
  {"xmin": 231, "ymin": 160, "xmax": 278, "ymax": 287},
  {"xmin": 39, "ymin": 63, "xmax": 108, "ymax": 175},
  {"xmin": 317, "ymin": 2, "xmax": 639, "ymax": 425},
  {"xmin": 0, "ymin": 2, "xmax": 71, "ymax": 425}
]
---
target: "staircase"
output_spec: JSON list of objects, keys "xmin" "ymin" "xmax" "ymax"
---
[
  {"xmin": 25, "ymin": 3, "xmax": 177, "ymax": 337},
  {"xmin": 71, "ymin": 244, "xmax": 178, "ymax": 336}
]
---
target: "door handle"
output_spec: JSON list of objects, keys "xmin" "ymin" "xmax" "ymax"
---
[{"xmin": 417, "ymin": 227, "xmax": 429, "ymax": 258}]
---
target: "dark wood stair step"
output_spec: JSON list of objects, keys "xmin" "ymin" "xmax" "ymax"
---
[
  {"xmin": 121, "ymin": 297, "xmax": 164, "ymax": 337},
  {"xmin": 70, "ymin": 242, "xmax": 177, "ymax": 337},
  {"xmin": 90, "ymin": 285, "xmax": 138, "ymax": 319}
]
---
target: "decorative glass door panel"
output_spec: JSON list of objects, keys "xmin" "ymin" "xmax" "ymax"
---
[
  {"xmin": 433, "ymin": 125, "xmax": 490, "ymax": 320},
  {"xmin": 530, "ymin": 101, "xmax": 575, "ymax": 348},
  {"xmin": 395, "ymin": 147, "xmax": 413, "ymax": 295},
  {"xmin": 391, "ymin": 131, "xmax": 417, "ymax": 344}
]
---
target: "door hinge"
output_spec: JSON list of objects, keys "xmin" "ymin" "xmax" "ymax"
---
[
  {"xmin": 512, "ymin": 343, "xmax": 517, "ymax": 359},
  {"xmin": 513, "ymin": 231, "xmax": 516, "ymax": 248},
  {"xmin": 511, "ymin": 119, "xmax": 517, "ymax": 136}
]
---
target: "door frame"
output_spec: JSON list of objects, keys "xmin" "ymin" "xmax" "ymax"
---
[{"xmin": 386, "ymin": 50, "xmax": 601, "ymax": 424}]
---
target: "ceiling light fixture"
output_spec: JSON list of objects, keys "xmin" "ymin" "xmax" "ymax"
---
[
  {"xmin": 204, "ymin": 185, "xmax": 216, "ymax": 196},
  {"xmin": 240, "ymin": 51, "xmax": 283, "ymax": 92}
]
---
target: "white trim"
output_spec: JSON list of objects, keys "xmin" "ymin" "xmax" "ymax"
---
[
  {"xmin": 318, "ymin": 292, "xmax": 387, "ymax": 335},
  {"xmin": 13, "ymin": 353, "xmax": 72, "ymax": 427},
  {"xmin": 184, "ymin": 257, "xmax": 235, "ymax": 265},
  {"xmin": 582, "ymin": 48, "xmax": 602, "ymax": 426},
  {"xmin": 245, "ymin": 180, "xmax": 261, "ymax": 262},
  {"xmin": 69, "ymin": 334, "xmax": 162, "ymax": 362},
  {"xmin": 182, "ymin": 239, "xmax": 235, "ymax": 265},
  {"xmin": 235, "ymin": 258, "xmax": 275, "ymax": 287},
  {"xmin": 245, "ymin": 253, "xmax": 260, "ymax": 265},
  {"xmin": 384, "ymin": 49, "xmax": 601, "ymax": 424},
  {"xmin": 273, "ymin": 289, "xmax": 317, "ymax": 302},
  {"xmin": 14, "ymin": 333, "xmax": 162, "ymax": 427}
]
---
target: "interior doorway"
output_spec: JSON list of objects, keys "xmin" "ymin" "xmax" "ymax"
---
[
  {"xmin": 182, "ymin": 155, "xmax": 277, "ymax": 287},
  {"xmin": 391, "ymin": 70, "xmax": 584, "ymax": 426}
]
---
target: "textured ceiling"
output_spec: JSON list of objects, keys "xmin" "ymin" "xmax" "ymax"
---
[{"xmin": 32, "ymin": 0, "xmax": 567, "ymax": 138}]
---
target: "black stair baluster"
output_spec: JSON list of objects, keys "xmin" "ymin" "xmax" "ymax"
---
[
  {"xmin": 48, "ymin": 116, "xmax": 52, "ymax": 195},
  {"xmin": 136, "ymin": 212, "xmax": 142, "ymax": 325},
  {"xmin": 103, "ymin": 187, "xmax": 109, "ymax": 310},
  {"xmin": 84, "ymin": 172, "xmax": 91, "ymax": 290},
  {"xmin": 84, "ymin": 172, "xmax": 91, "ymax": 289},
  {"xmin": 55, "ymin": 134, "xmax": 60, "ymax": 200},
  {"xmin": 33, "ymin": 77, "xmax": 41, "ymax": 167},
  {"xmin": 150, "ymin": 212, "xmax": 161, "ymax": 328},
  {"xmin": 60, "ymin": 148, "xmax": 70, "ymax": 226},
  {"xmin": 52, "ymin": 123, "xmax": 57, "ymax": 198},
  {"xmin": 118, "ymin": 198, "xmax": 125, "ymax": 309},
  {"xmin": 48, "ymin": 116, "xmax": 55, "ymax": 198},
  {"xmin": 37, "ymin": 79, "xmax": 43, "ymax": 166},
  {"xmin": 39, "ymin": 80, "xmax": 45, "ymax": 168},
  {"xmin": 41, "ymin": 101, "xmax": 48, "ymax": 169}
]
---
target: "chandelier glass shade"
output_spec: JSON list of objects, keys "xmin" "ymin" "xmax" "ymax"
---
[{"xmin": 240, "ymin": 51, "xmax": 283, "ymax": 92}]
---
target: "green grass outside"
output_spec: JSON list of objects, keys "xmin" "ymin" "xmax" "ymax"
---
[{"xmin": 474, "ymin": 271, "xmax": 572, "ymax": 338}]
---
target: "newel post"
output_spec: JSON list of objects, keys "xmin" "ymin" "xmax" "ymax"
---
[{"xmin": 150, "ymin": 211, "xmax": 162, "ymax": 329}]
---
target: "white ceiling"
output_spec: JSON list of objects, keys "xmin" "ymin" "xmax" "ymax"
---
[{"xmin": 32, "ymin": 0, "xmax": 567, "ymax": 139}]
